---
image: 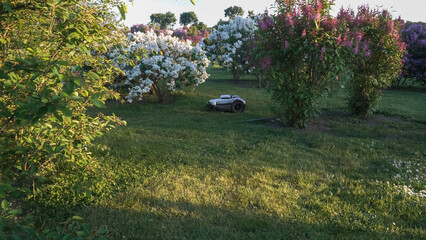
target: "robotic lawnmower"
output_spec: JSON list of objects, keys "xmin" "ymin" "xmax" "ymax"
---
[{"xmin": 207, "ymin": 95, "xmax": 246, "ymax": 113}]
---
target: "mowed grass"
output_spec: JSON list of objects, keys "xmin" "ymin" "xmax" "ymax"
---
[{"xmin": 76, "ymin": 67, "xmax": 425, "ymax": 239}]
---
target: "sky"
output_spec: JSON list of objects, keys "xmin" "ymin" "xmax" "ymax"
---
[{"xmin": 123, "ymin": 0, "xmax": 426, "ymax": 28}]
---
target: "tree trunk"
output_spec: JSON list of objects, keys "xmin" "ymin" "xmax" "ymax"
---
[{"xmin": 232, "ymin": 69, "xmax": 239, "ymax": 83}]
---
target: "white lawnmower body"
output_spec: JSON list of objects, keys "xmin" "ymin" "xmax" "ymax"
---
[{"xmin": 207, "ymin": 95, "xmax": 246, "ymax": 113}]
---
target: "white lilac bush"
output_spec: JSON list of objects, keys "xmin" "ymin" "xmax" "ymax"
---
[
  {"xmin": 207, "ymin": 16, "xmax": 256, "ymax": 82},
  {"xmin": 111, "ymin": 30, "xmax": 210, "ymax": 103}
]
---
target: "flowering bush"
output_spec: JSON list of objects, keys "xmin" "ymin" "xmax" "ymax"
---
[
  {"xmin": 338, "ymin": 6, "xmax": 406, "ymax": 117},
  {"xmin": 172, "ymin": 25, "xmax": 209, "ymax": 45},
  {"xmin": 130, "ymin": 24, "xmax": 209, "ymax": 46},
  {"xmin": 401, "ymin": 23, "xmax": 426, "ymax": 86},
  {"xmin": 207, "ymin": 16, "xmax": 256, "ymax": 82},
  {"xmin": 245, "ymin": 38, "xmax": 273, "ymax": 88},
  {"xmin": 111, "ymin": 30, "xmax": 210, "ymax": 103},
  {"xmin": 256, "ymin": 0, "xmax": 346, "ymax": 128}
]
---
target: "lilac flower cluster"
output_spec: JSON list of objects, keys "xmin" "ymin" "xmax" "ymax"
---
[
  {"xmin": 257, "ymin": 1, "xmax": 342, "ymax": 64},
  {"xmin": 337, "ymin": 6, "xmax": 405, "ymax": 60}
]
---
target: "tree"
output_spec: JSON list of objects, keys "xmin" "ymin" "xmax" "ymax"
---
[
  {"xmin": 193, "ymin": 21, "xmax": 207, "ymax": 31},
  {"xmin": 180, "ymin": 11, "xmax": 198, "ymax": 26},
  {"xmin": 150, "ymin": 11, "xmax": 177, "ymax": 29},
  {"xmin": 224, "ymin": 6, "xmax": 244, "ymax": 20}
]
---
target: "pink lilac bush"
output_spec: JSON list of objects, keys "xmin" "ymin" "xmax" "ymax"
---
[
  {"xmin": 256, "ymin": 0, "xmax": 346, "ymax": 128},
  {"xmin": 172, "ymin": 26, "xmax": 209, "ymax": 45},
  {"xmin": 338, "ymin": 5, "xmax": 406, "ymax": 117}
]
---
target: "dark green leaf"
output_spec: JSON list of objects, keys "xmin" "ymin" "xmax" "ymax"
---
[
  {"xmin": 54, "ymin": 112, "xmax": 64, "ymax": 122},
  {"xmin": 30, "ymin": 72, "xmax": 42, "ymax": 81},
  {"xmin": 8, "ymin": 209, "xmax": 22, "ymax": 215},
  {"xmin": 11, "ymin": 234, "xmax": 20, "ymax": 240},
  {"xmin": 90, "ymin": 93, "xmax": 106, "ymax": 108},
  {"xmin": 97, "ymin": 227, "xmax": 108, "ymax": 235},
  {"xmin": 4, "ymin": 3, "xmax": 13, "ymax": 13},
  {"xmin": 60, "ymin": 107, "xmax": 72, "ymax": 117}
]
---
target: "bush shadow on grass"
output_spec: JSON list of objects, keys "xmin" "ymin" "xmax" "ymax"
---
[
  {"xmin": 78, "ymin": 196, "xmax": 420, "ymax": 240},
  {"xmin": 255, "ymin": 109, "xmax": 425, "ymax": 141},
  {"xmin": 386, "ymin": 85, "xmax": 426, "ymax": 93}
]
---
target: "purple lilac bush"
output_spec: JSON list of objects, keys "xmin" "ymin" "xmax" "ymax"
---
[{"xmin": 402, "ymin": 23, "xmax": 426, "ymax": 85}]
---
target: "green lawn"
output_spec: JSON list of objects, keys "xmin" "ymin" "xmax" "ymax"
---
[{"xmin": 44, "ymin": 68, "xmax": 425, "ymax": 239}]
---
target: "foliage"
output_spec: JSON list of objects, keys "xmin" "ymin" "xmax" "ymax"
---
[
  {"xmin": 0, "ymin": 0, "xmax": 126, "ymax": 236},
  {"xmin": 256, "ymin": 0, "xmax": 346, "ymax": 128},
  {"xmin": 400, "ymin": 23, "xmax": 426, "ymax": 86},
  {"xmin": 338, "ymin": 6, "xmax": 406, "ymax": 117},
  {"xmin": 150, "ymin": 12, "xmax": 177, "ymax": 29},
  {"xmin": 224, "ymin": 5, "xmax": 244, "ymax": 20},
  {"xmin": 1, "ymin": 193, "xmax": 108, "ymax": 239},
  {"xmin": 180, "ymin": 11, "xmax": 198, "ymax": 26},
  {"xmin": 207, "ymin": 16, "xmax": 256, "ymax": 82},
  {"xmin": 111, "ymin": 30, "xmax": 210, "ymax": 103}
]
